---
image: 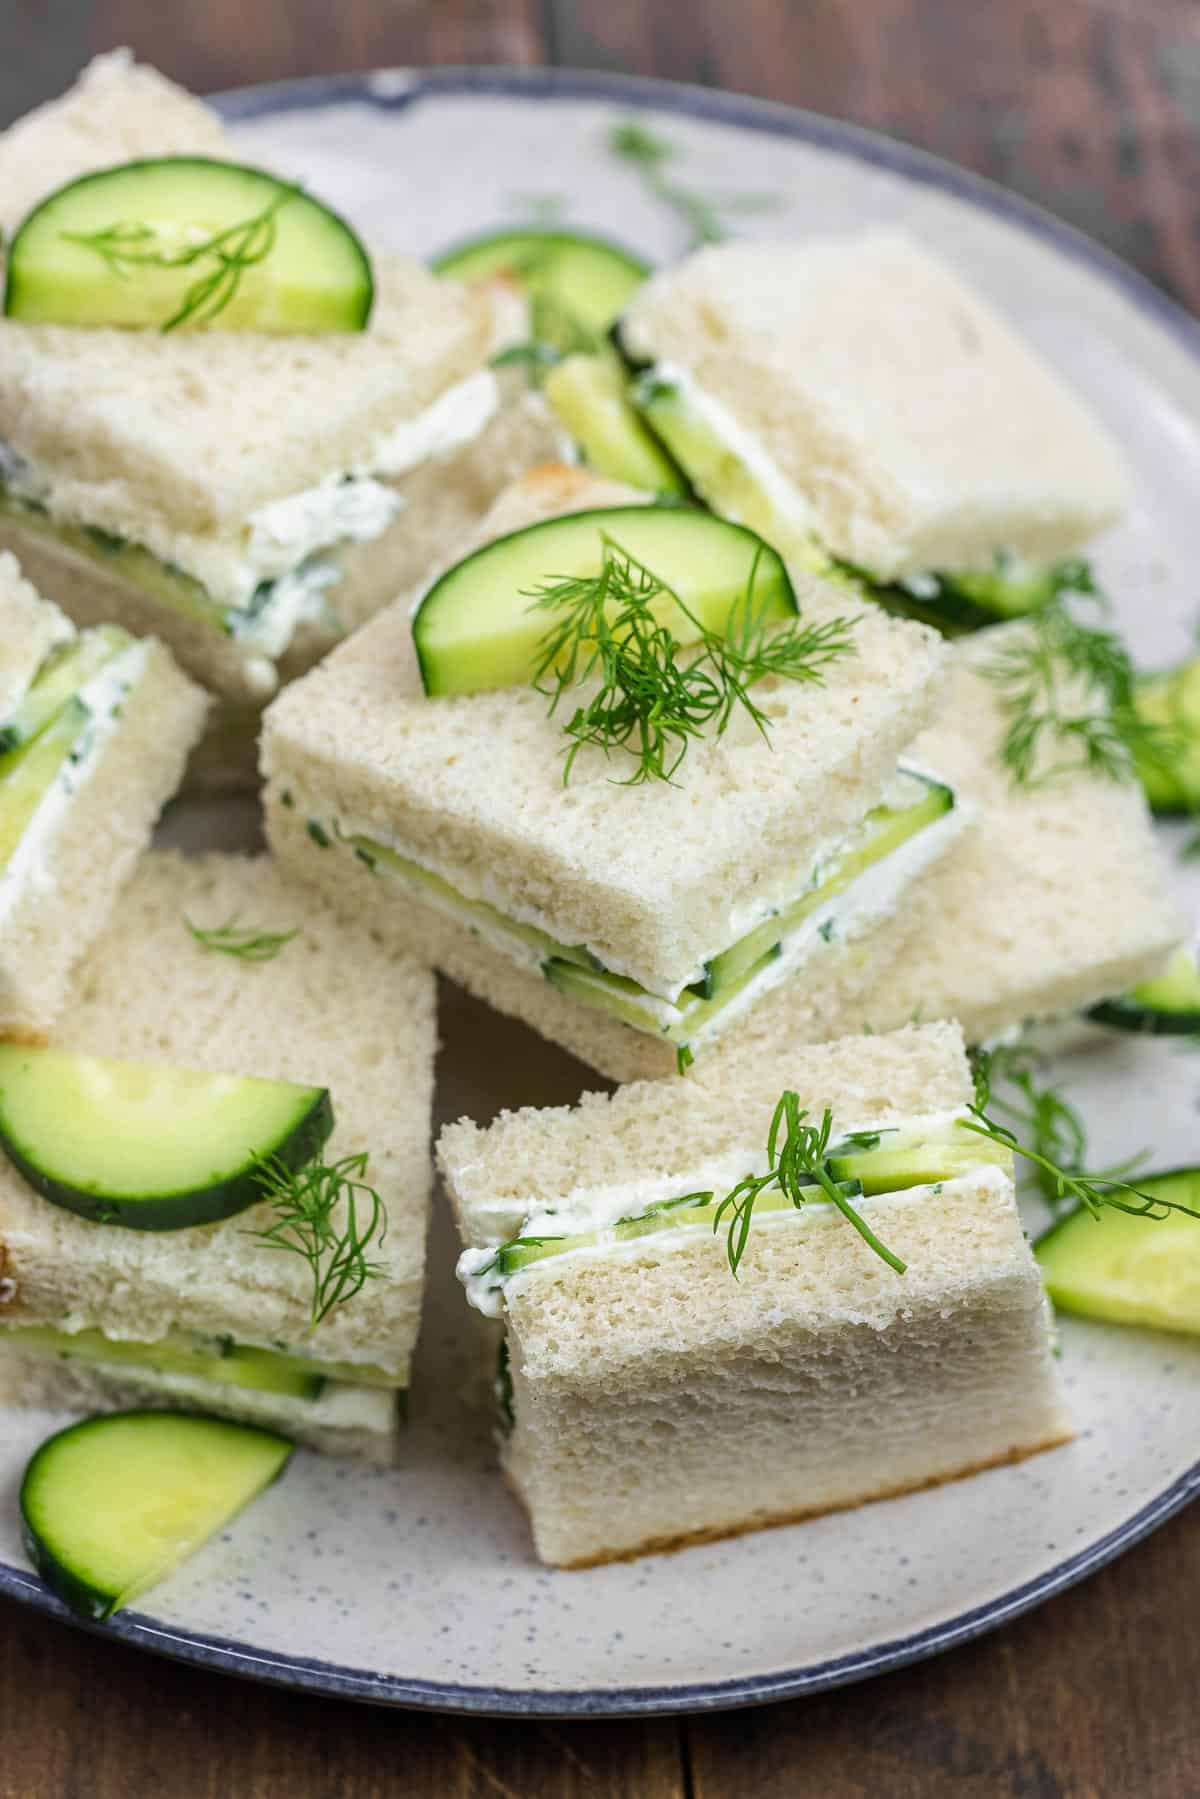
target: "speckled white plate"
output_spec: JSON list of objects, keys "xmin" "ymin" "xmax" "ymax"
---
[{"xmin": 3, "ymin": 69, "xmax": 1200, "ymax": 1717}]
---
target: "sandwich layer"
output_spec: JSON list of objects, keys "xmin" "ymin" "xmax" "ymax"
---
[
  {"xmin": 438, "ymin": 1024, "xmax": 1070, "ymax": 1566},
  {"xmin": 0, "ymin": 850, "xmax": 436, "ymax": 1386},
  {"xmin": 848, "ymin": 626, "xmax": 1185, "ymax": 1043},
  {"xmin": 620, "ymin": 231, "xmax": 1126, "ymax": 581},
  {"xmin": 0, "ymin": 1354, "xmax": 399, "ymax": 1464},
  {"xmin": 0, "ymin": 553, "xmax": 208, "ymax": 1039},
  {"xmin": 263, "ymin": 464, "xmax": 951, "ymax": 1000}
]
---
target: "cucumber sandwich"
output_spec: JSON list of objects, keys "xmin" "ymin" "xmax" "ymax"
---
[
  {"xmin": 0, "ymin": 551, "xmax": 207, "ymax": 1040},
  {"xmin": 263, "ymin": 464, "xmax": 965, "ymax": 1082},
  {"xmin": 0, "ymin": 54, "xmax": 562, "ymax": 738},
  {"xmin": 618, "ymin": 232, "xmax": 1127, "ymax": 634},
  {"xmin": 0, "ymin": 850, "xmax": 436, "ymax": 1461},
  {"xmin": 439, "ymin": 1021, "xmax": 1071, "ymax": 1567}
]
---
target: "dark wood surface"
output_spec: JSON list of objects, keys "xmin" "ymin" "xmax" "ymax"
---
[{"xmin": 2, "ymin": 5, "xmax": 1200, "ymax": 1793}]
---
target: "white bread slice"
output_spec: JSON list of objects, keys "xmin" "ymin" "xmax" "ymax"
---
[
  {"xmin": 0, "ymin": 1355, "xmax": 398, "ymax": 1465},
  {"xmin": 0, "ymin": 50, "xmax": 229, "ymax": 238},
  {"xmin": 620, "ymin": 231, "xmax": 1127, "ymax": 580},
  {"xmin": 847, "ymin": 628, "xmax": 1184, "ymax": 1043},
  {"xmin": 0, "ymin": 557, "xmax": 208, "ymax": 1039},
  {"xmin": 263, "ymin": 463, "xmax": 950, "ymax": 1008},
  {"xmin": 437, "ymin": 1023, "xmax": 1070, "ymax": 1566},
  {"xmin": 0, "ymin": 852, "xmax": 436, "ymax": 1421}
]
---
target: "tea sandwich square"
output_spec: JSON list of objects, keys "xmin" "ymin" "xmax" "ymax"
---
[
  {"xmin": 439, "ymin": 1022, "xmax": 1072, "ymax": 1568},
  {"xmin": 0, "ymin": 52, "xmax": 561, "ymax": 709},
  {"xmin": 0, "ymin": 851, "xmax": 436, "ymax": 1461},
  {"xmin": 0, "ymin": 552, "xmax": 207, "ymax": 1040},
  {"xmin": 263, "ymin": 466, "xmax": 964, "ymax": 1082}
]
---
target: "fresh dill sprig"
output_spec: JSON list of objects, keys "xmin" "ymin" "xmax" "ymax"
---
[
  {"xmin": 62, "ymin": 182, "xmax": 298, "ymax": 332},
  {"xmin": 249, "ymin": 1151, "xmax": 388, "ymax": 1328},
  {"xmin": 713, "ymin": 1091, "xmax": 906, "ymax": 1278},
  {"xmin": 974, "ymin": 1046, "xmax": 1089, "ymax": 1209},
  {"xmin": 526, "ymin": 534, "xmax": 856, "ymax": 784},
  {"xmin": 609, "ymin": 119, "xmax": 777, "ymax": 251},
  {"xmin": 184, "ymin": 914, "xmax": 298, "ymax": 962},
  {"xmin": 981, "ymin": 598, "xmax": 1172, "ymax": 788},
  {"xmin": 961, "ymin": 1054, "xmax": 1181, "ymax": 1225}
]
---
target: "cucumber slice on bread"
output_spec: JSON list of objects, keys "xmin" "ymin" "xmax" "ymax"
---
[
  {"xmin": 4, "ymin": 157, "xmax": 373, "ymax": 333},
  {"xmin": 543, "ymin": 353, "xmax": 688, "ymax": 494},
  {"xmin": 1088, "ymin": 945, "xmax": 1200, "ymax": 1035},
  {"xmin": 433, "ymin": 227, "xmax": 648, "ymax": 339},
  {"xmin": 0, "ymin": 1044, "xmax": 333, "ymax": 1229},
  {"xmin": 0, "ymin": 1324, "xmax": 328, "ymax": 1401},
  {"xmin": 412, "ymin": 505, "xmax": 796, "ymax": 696},
  {"xmin": 20, "ymin": 1411, "xmax": 293, "ymax": 1620},
  {"xmin": 1036, "ymin": 1168, "xmax": 1200, "ymax": 1334},
  {"xmin": 1132, "ymin": 657, "xmax": 1200, "ymax": 815},
  {"xmin": 0, "ymin": 627, "xmax": 127, "ymax": 758},
  {"xmin": 0, "ymin": 696, "xmax": 90, "ymax": 870}
]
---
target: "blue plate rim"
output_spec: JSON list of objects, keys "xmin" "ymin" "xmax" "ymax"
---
[{"xmin": 3, "ymin": 62, "xmax": 1198, "ymax": 1718}]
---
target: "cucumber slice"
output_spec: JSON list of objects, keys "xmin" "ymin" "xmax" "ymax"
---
[
  {"xmin": 848, "ymin": 560, "xmax": 1094, "ymax": 636},
  {"xmin": 343, "ymin": 832, "xmax": 598, "ymax": 970},
  {"xmin": 699, "ymin": 773, "xmax": 953, "ymax": 998},
  {"xmin": 0, "ymin": 627, "xmax": 127, "ymax": 757},
  {"xmin": 0, "ymin": 1325, "xmax": 325, "ymax": 1401},
  {"xmin": 490, "ymin": 1179, "xmax": 865, "ymax": 1275},
  {"xmin": 0, "ymin": 695, "xmax": 89, "ymax": 870},
  {"xmin": 543, "ymin": 353, "xmax": 688, "ymax": 494},
  {"xmin": 1088, "ymin": 945, "xmax": 1200, "ymax": 1035},
  {"xmin": 412, "ymin": 505, "xmax": 795, "ymax": 696},
  {"xmin": 433, "ymin": 228, "xmax": 648, "ymax": 340},
  {"xmin": 826, "ymin": 1132, "xmax": 1012, "ymax": 1192},
  {"xmin": 5, "ymin": 157, "xmax": 373, "ymax": 333},
  {"xmin": 20, "ymin": 1411, "xmax": 293, "ymax": 1620},
  {"xmin": 1132, "ymin": 658, "xmax": 1200, "ymax": 815},
  {"xmin": 0, "ymin": 1044, "xmax": 333, "ymax": 1229},
  {"xmin": 631, "ymin": 371, "xmax": 797, "ymax": 547},
  {"xmin": 1036, "ymin": 1169, "xmax": 1200, "ymax": 1333}
]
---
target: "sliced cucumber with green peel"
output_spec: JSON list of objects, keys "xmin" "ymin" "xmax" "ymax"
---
[
  {"xmin": 698, "ymin": 774, "xmax": 953, "ymax": 999},
  {"xmin": 1088, "ymin": 946, "xmax": 1200, "ymax": 1035},
  {"xmin": 544, "ymin": 942, "xmax": 781, "ymax": 1047},
  {"xmin": 489, "ymin": 1179, "xmax": 866, "ymax": 1276},
  {"xmin": 0, "ymin": 1322, "xmax": 401, "ymax": 1395},
  {"xmin": 433, "ymin": 228, "xmax": 648, "ymax": 341},
  {"xmin": 1132, "ymin": 657, "xmax": 1200, "ymax": 815},
  {"xmin": 0, "ymin": 695, "xmax": 89, "ymax": 870},
  {"xmin": 1036, "ymin": 1169, "xmax": 1200, "ymax": 1333},
  {"xmin": 826, "ymin": 1131, "xmax": 1012, "ymax": 1193},
  {"xmin": 0, "ymin": 627, "xmax": 127, "ymax": 757},
  {"xmin": 0, "ymin": 1045, "xmax": 333, "ymax": 1229},
  {"xmin": 543, "ymin": 353, "xmax": 688, "ymax": 493},
  {"xmin": 5, "ymin": 157, "xmax": 373, "ymax": 333},
  {"xmin": 20, "ymin": 1411, "xmax": 293, "ymax": 1621},
  {"xmin": 412, "ymin": 505, "xmax": 796, "ymax": 696},
  {"xmin": 838, "ymin": 559, "xmax": 1093, "ymax": 636},
  {"xmin": 344, "ymin": 832, "xmax": 599, "ymax": 970},
  {"xmin": 631, "ymin": 371, "xmax": 797, "ymax": 547}
]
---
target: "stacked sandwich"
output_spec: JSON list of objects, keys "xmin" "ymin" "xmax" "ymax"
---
[
  {"xmin": 0, "ymin": 52, "xmax": 562, "ymax": 784},
  {"xmin": 0, "ymin": 50, "xmax": 1192, "ymax": 1599}
]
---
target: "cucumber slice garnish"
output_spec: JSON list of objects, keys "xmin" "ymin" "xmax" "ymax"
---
[
  {"xmin": 1036, "ymin": 1168, "xmax": 1200, "ymax": 1334},
  {"xmin": 1132, "ymin": 657, "xmax": 1200, "ymax": 815},
  {"xmin": 543, "ymin": 352, "xmax": 688, "ymax": 494},
  {"xmin": 433, "ymin": 228, "xmax": 648, "ymax": 341},
  {"xmin": 0, "ymin": 695, "xmax": 89, "ymax": 870},
  {"xmin": 20, "ymin": 1411, "xmax": 293, "ymax": 1621},
  {"xmin": 1088, "ymin": 945, "xmax": 1200, "ymax": 1036},
  {"xmin": 411, "ymin": 505, "xmax": 795, "ymax": 696},
  {"xmin": 4, "ymin": 157, "xmax": 373, "ymax": 334},
  {"xmin": 0, "ymin": 1045, "xmax": 333, "ymax": 1229}
]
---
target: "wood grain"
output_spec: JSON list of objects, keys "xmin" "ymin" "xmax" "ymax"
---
[{"xmin": 1, "ymin": 3, "xmax": 1200, "ymax": 1794}]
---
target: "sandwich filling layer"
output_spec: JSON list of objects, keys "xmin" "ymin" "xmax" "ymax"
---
[
  {"xmin": 294, "ymin": 766, "xmax": 963, "ymax": 1057},
  {"xmin": 631, "ymin": 364, "xmax": 1086, "ymax": 628},
  {"xmin": 458, "ymin": 1114, "xmax": 1016, "ymax": 1315},
  {"xmin": 0, "ymin": 1322, "xmax": 402, "ymax": 1401},
  {"xmin": 0, "ymin": 368, "xmax": 499, "ymax": 662},
  {"xmin": 0, "ymin": 629, "xmax": 149, "ymax": 912}
]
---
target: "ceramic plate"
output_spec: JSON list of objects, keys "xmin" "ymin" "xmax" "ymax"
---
[{"xmin": 2, "ymin": 68, "xmax": 1200, "ymax": 1718}]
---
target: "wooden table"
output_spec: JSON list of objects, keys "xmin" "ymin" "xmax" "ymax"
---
[{"xmin": 2, "ymin": 5, "xmax": 1199, "ymax": 1793}]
